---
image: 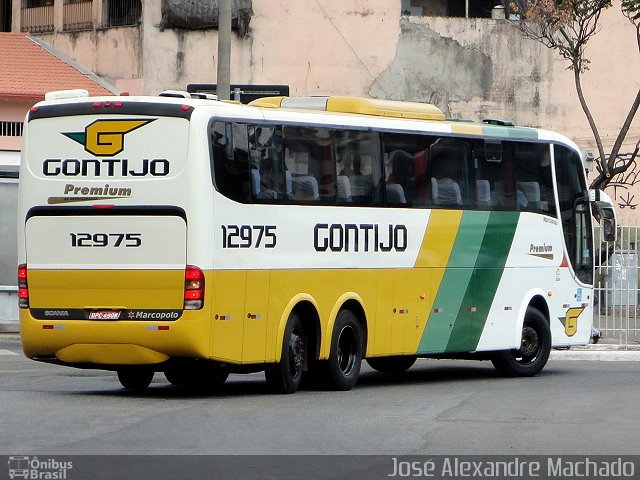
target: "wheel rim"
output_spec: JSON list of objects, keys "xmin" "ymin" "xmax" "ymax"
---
[
  {"xmin": 512, "ymin": 325, "xmax": 540, "ymax": 365},
  {"xmin": 288, "ymin": 329, "xmax": 304, "ymax": 381},
  {"xmin": 337, "ymin": 325, "xmax": 357, "ymax": 375}
]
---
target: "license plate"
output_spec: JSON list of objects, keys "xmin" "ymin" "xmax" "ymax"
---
[{"xmin": 88, "ymin": 310, "xmax": 121, "ymax": 320}]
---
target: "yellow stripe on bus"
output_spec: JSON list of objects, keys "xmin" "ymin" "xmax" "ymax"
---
[
  {"xmin": 414, "ymin": 210, "xmax": 463, "ymax": 269},
  {"xmin": 451, "ymin": 123, "xmax": 483, "ymax": 136}
]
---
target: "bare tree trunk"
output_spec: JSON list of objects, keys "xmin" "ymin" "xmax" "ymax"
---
[
  {"xmin": 573, "ymin": 67, "xmax": 607, "ymax": 177},
  {"xmin": 590, "ymin": 89, "xmax": 640, "ymax": 190}
]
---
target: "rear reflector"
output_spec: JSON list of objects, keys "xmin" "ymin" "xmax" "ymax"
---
[
  {"xmin": 184, "ymin": 265, "xmax": 204, "ymax": 310},
  {"xmin": 18, "ymin": 264, "xmax": 28, "ymax": 309}
]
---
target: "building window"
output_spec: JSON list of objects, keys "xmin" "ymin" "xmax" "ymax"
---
[
  {"xmin": 20, "ymin": 0, "xmax": 54, "ymax": 33},
  {"xmin": 1, "ymin": 0, "xmax": 12, "ymax": 32},
  {"xmin": 401, "ymin": 0, "xmax": 502, "ymax": 18},
  {"xmin": 103, "ymin": 0, "xmax": 141, "ymax": 27},
  {"xmin": 0, "ymin": 122, "xmax": 24, "ymax": 137},
  {"xmin": 63, "ymin": 0, "xmax": 93, "ymax": 31}
]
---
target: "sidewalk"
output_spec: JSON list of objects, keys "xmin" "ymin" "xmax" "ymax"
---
[
  {"xmin": 550, "ymin": 350, "xmax": 640, "ymax": 361},
  {"xmin": 550, "ymin": 341, "xmax": 640, "ymax": 361}
]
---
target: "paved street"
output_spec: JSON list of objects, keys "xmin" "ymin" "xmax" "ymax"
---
[{"xmin": 1, "ymin": 333, "xmax": 639, "ymax": 458}]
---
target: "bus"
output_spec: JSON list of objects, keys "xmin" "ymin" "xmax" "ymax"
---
[{"xmin": 17, "ymin": 91, "xmax": 616, "ymax": 393}]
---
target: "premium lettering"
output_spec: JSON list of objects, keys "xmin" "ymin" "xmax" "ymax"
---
[{"xmin": 63, "ymin": 184, "xmax": 132, "ymax": 197}]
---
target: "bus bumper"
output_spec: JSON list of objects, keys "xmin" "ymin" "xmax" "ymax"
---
[{"xmin": 19, "ymin": 309, "xmax": 212, "ymax": 368}]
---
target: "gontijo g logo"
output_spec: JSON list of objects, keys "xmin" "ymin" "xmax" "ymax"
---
[{"xmin": 63, "ymin": 119, "xmax": 154, "ymax": 157}]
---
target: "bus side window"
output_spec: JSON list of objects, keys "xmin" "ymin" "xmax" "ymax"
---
[
  {"xmin": 210, "ymin": 122, "xmax": 251, "ymax": 203},
  {"xmin": 471, "ymin": 139, "xmax": 510, "ymax": 210},
  {"xmin": 513, "ymin": 142, "xmax": 556, "ymax": 216},
  {"xmin": 284, "ymin": 126, "xmax": 333, "ymax": 203},
  {"xmin": 381, "ymin": 132, "xmax": 429, "ymax": 208},
  {"xmin": 429, "ymin": 138, "xmax": 471, "ymax": 208},
  {"xmin": 335, "ymin": 130, "xmax": 383, "ymax": 206},
  {"xmin": 249, "ymin": 125, "xmax": 286, "ymax": 201}
]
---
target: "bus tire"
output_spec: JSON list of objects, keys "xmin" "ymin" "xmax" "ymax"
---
[
  {"xmin": 165, "ymin": 363, "xmax": 229, "ymax": 390},
  {"xmin": 117, "ymin": 368, "xmax": 154, "ymax": 391},
  {"xmin": 367, "ymin": 355, "xmax": 417, "ymax": 374},
  {"xmin": 491, "ymin": 307, "xmax": 551, "ymax": 377},
  {"xmin": 326, "ymin": 309, "xmax": 363, "ymax": 391},
  {"xmin": 265, "ymin": 312, "xmax": 306, "ymax": 394}
]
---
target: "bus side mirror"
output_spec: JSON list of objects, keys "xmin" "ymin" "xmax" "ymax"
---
[{"xmin": 590, "ymin": 189, "xmax": 617, "ymax": 243}]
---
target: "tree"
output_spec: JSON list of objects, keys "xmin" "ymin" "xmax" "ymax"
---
[{"xmin": 510, "ymin": 0, "xmax": 640, "ymax": 190}]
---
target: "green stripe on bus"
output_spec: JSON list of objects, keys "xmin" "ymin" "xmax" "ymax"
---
[
  {"xmin": 418, "ymin": 211, "xmax": 489, "ymax": 353},
  {"xmin": 507, "ymin": 127, "xmax": 538, "ymax": 140},
  {"xmin": 480, "ymin": 125, "xmax": 539, "ymax": 140},
  {"xmin": 445, "ymin": 211, "xmax": 520, "ymax": 352}
]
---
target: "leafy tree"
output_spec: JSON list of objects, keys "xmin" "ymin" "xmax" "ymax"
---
[{"xmin": 510, "ymin": 0, "xmax": 640, "ymax": 190}]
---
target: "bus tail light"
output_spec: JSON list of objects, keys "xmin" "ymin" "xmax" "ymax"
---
[
  {"xmin": 184, "ymin": 265, "xmax": 204, "ymax": 310},
  {"xmin": 18, "ymin": 264, "xmax": 29, "ymax": 309}
]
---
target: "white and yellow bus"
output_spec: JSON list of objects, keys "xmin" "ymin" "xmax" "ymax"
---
[{"xmin": 17, "ymin": 91, "xmax": 616, "ymax": 393}]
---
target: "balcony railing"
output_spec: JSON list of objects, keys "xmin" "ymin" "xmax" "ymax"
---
[
  {"xmin": 63, "ymin": 0, "xmax": 93, "ymax": 31},
  {"xmin": 104, "ymin": 0, "xmax": 141, "ymax": 27},
  {"xmin": 20, "ymin": 4, "xmax": 54, "ymax": 33}
]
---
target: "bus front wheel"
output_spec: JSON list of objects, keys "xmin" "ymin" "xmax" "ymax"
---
[
  {"xmin": 326, "ymin": 309, "xmax": 363, "ymax": 391},
  {"xmin": 491, "ymin": 307, "xmax": 551, "ymax": 377},
  {"xmin": 117, "ymin": 368, "xmax": 154, "ymax": 391},
  {"xmin": 265, "ymin": 312, "xmax": 306, "ymax": 394}
]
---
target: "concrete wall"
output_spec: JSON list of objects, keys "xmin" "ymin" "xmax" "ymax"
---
[
  {"xmin": 38, "ymin": 27, "xmax": 144, "ymax": 95},
  {"xmin": 141, "ymin": 0, "xmax": 398, "ymax": 96}
]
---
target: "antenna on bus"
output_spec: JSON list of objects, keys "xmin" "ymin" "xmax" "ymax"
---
[{"xmin": 159, "ymin": 90, "xmax": 218, "ymax": 100}]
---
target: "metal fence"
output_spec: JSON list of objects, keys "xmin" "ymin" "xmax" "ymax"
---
[
  {"xmin": 63, "ymin": 0, "xmax": 93, "ymax": 31},
  {"xmin": 20, "ymin": 3, "xmax": 54, "ymax": 33},
  {"xmin": 594, "ymin": 223, "xmax": 640, "ymax": 346}
]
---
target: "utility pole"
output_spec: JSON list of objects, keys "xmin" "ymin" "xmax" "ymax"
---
[{"xmin": 216, "ymin": 0, "xmax": 232, "ymax": 100}]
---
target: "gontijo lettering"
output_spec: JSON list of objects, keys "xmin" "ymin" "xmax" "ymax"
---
[
  {"xmin": 314, "ymin": 223, "xmax": 408, "ymax": 252},
  {"xmin": 43, "ymin": 158, "xmax": 169, "ymax": 177}
]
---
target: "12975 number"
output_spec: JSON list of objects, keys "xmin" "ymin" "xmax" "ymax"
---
[
  {"xmin": 221, "ymin": 225, "xmax": 276, "ymax": 248},
  {"xmin": 70, "ymin": 233, "xmax": 142, "ymax": 247}
]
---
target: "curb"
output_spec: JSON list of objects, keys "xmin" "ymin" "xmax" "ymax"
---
[
  {"xmin": 0, "ymin": 323, "xmax": 19, "ymax": 334},
  {"xmin": 550, "ymin": 350, "xmax": 640, "ymax": 361}
]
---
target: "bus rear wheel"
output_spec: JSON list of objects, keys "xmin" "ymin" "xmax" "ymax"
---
[
  {"xmin": 367, "ymin": 355, "xmax": 417, "ymax": 374},
  {"xmin": 326, "ymin": 309, "xmax": 363, "ymax": 391},
  {"xmin": 265, "ymin": 312, "xmax": 306, "ymax": 394},
  {"xmin": 117, "ymin": 368, "xmax": 154, "ymax": 391},
  {"xmin": 491, "ymin": 307, "xmax": 551, "ymax": 377}
]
